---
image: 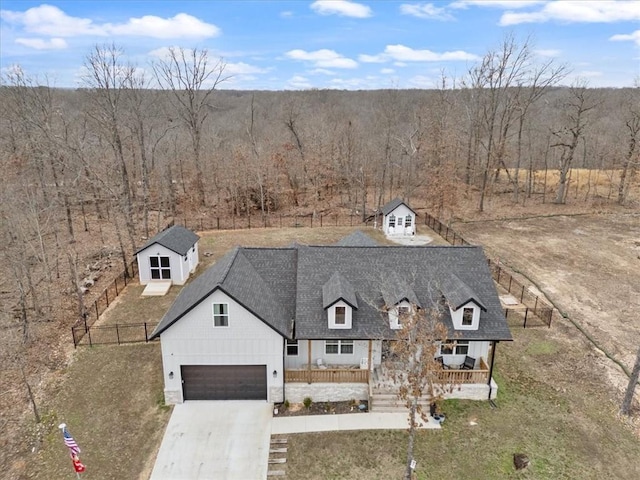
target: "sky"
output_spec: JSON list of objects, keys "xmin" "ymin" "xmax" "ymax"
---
[{"xmin": 1, "ymin": 0, "xmax": 639, "ymax": 90}]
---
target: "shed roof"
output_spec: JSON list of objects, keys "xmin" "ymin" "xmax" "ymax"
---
[
  {"xmin": 136, "ymin": 225, "xmax": 199, "ymax": 256},
  {"xmin": 334, "ymin": 230, "xmax": 379, "ymax": 247},
  {"xmin": 380, "ymin": 198, "xmax": 416, "ymax": 216}
]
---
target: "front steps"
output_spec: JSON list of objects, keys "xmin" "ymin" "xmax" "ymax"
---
[{"xmin": 369, "ymin": 392, "xmax": 434, "ymax": 413}]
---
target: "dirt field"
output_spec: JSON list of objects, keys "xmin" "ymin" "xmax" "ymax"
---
[{"xmin": 456, "ymin": 212, "xmax": 640, "ymax": 400}]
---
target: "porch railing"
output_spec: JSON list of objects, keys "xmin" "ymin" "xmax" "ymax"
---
[
  {"xmin": 435, "ymin": 357, "xmax": 490, "ymax": 384},
  {"xmin": 285, "ymin": 368, "xmax": 369, "ymax": 383}
]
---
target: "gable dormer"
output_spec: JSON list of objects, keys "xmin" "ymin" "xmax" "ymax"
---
[
  {"xmin": 383, "ymin": 272, "xmax": 421, "ymax": 330},
  {"xmin": 322, "ymin": 272, "xmax": 357, "ymax": 329},
  {"xmin": 440, "ymin": 273, "xmax": 486, "ymax": 331}
]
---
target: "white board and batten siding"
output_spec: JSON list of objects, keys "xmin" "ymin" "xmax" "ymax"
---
[
  {"xmin": 160, "ymin": 289, "xmax": 284, "ymax": 404},
  {"xmin": 440, "ymin": 340, "xmax": 490, "ymax": 369},
  {"xmin": 384, "ymin": 203, "xmax": 415, "ymax": 236},
  {"xmin": 284, "ymin": 340, "xmax": 382, "ymax": 369},
  {"xmin": 137, "ymin": 244, "xmax": 197, "ymax": 286}
]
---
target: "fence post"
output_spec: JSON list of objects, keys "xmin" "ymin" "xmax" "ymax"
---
[
  {"xmin": 497, "ymin": 267, "xmax": 501, "ymax": 284},
  {"xmin": 452, "ymin": 232, "xmax": 456, "ymax": 245},
  {"xmin": 335, "ymin": 214, "xmax": 338, "ymax": 226},
  {"xmin": 320, "ymin": 215, "xmax": 323, "ymax": 227},
  {"xmin": 105, "ymin": 289, "xmax": 109, "ymax": 307},
  {"xmin": 95, "ymin": 301, "xmax": 99, "ymax": 321},
  {"xmin": 311, "ymin": 215, "xmax": 313, "ymax": 228},
  {"xmin": 508, "ymin": 277, "xmax": 512, "ymax": 292},
  {"xmin": 523, "ymin": 308, "xmax": 529, "ymax": 328},
  {"xmin": 88, "ymin": 327, "xmax": 93, "ymax": 347},
  {"xmin": 232, "ymin": 216, "xmax": 235, "ymax": 229},
  {"xmin": 144, "ymin": 323, "xmax": 148, "ymax": 342},
  {"xmin": 350, "ymin": 214, "xmax": 353, "ymax": 226},
  {"xmin": 72, "ymin": 327, "xmax": 77, "ymax": 348},
  {"xmin": 217, "ymin": 217, "xmax": 220, "ymax": 230},
  {"xmin": 248, "ymin": 214, "xmax": 251, "ymax": 229},
  {"xmin": 533, "ymin": 296, "xmax": 538, "ymax": 313},
  {"xmin": 114, "ymin": 277, "xmax": 118, "ymax": 296},
  {"xmin": 116, "ymin": 324, "xmax": 120, "ymax": 345},
  {"xmin": 520, "ymin": 285, "xmax": 525, "ymax": 303}
]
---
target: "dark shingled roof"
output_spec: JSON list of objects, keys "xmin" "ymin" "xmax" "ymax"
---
[
  {"xmin": 136, "ymin": 225, "xmax": 199, "ymax": 256},
  {"xmin": 152, "ymin": 244, "xmax": 511, "ymax": 343},
  {"xmin": 380, "ymin": 198, "xmax": 416, "ymax": 216},
  {"xmin": 334, "ymin": 230, "xmax": 379, "ymax": 247},
  {"xmin": 440, "ymin": 273, "xmax": 487, "ymax": 311},
  {"xmin": 382, "ymin": 271, "xmax": 421, "ymax": 308},
  {"xmin": 322, "ymin": 272, "xmax": 358, "ymax": 309},
  {"xmin": 150, "ymin": 247, "xmax": 296, "ymax": 339}
]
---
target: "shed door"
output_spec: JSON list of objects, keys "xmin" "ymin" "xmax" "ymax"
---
[{"xmin": 181, "ymin": 365, "xmax": 267, "ymax": 400}]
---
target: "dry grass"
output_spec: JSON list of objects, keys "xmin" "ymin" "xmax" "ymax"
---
[{"xmin": 285, "ymin": 323, "xmax": 640, "ymax": 479}]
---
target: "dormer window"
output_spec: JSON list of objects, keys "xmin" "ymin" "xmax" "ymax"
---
[
  {"xmin": 462, "ymin": 307, "xmax": 473, "ymax": 326},
  {"xmin": 389, "ymin": 301, "xmax": 412, "ymax": 330},
  {"xmin": 449, "ymin": 302, "xmax": 480, "ymax": 330},
  {"xmin": 328, "ymin": 301, "xmax": 352, "ymax": 329}
]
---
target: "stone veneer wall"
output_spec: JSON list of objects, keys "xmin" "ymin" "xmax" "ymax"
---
[
  {"xmin": 285, "ymin": 383, "xmax": 369, "ymax": 403},
  {"xmin": 443, "ymin": 378, "xmax": 498, "ymax": 400},
  {"xmin": 164, "ymin": 389, "xmax": 182, "ymax": 404}
]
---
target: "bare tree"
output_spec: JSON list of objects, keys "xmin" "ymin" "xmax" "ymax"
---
[
  {"xmin": 617, "ymin": 96, "xmax": 639, "ymax": 205},
  {"xmin": 383, "ymin": 300, "xmax": 458, "ymax": 480},
  {"xmin": 153, "ymin": 47, "xmax": 227, "ymax": 206},
  {"xmin": 621, "ymin": 346, "xmax": 640, "ymax": 416},
  {"xmin": 551, "ymin": 81, "xmax": 596, "ymax": 204}
]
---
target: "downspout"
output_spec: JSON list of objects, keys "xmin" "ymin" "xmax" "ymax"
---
[
  {"xmin": 487, "ymin": 341, "xmax": 498, "ymax": 401},
  {"xmin": 282, "ymin": 337, "xmax": 286, "ymax": 404}
]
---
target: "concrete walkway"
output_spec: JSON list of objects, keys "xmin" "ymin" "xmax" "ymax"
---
[
  {"xmin": 271, "ymin": 411, "xmax": 441, "ymax": 435},
  {"xmin": 386, "ymin": 234, "xmax": 434, "ymax": 246}
]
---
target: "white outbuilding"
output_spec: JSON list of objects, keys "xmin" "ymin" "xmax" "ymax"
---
[
  {"xmin": 135, "ymin": 225, "xmax": 200, "ymax": 290},
  {"xmin": 379, "ymin": 198, "xmax": 417, "ymax": 236}
]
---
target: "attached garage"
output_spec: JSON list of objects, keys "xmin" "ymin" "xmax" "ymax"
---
[{"xmin": 181, "ymin": 365, "xmax": 267, "ymax": 401}]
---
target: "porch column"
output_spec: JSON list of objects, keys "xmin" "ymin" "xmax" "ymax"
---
[
  {"xmin": 368, "ymin": 340, "xmax": 373, "ymax": 382},
  {"xmin": 487, "ymin": 341, "xmax": 498, "ymax": 399},
  {"xmin": 307, "ymin": 340, "xmax": 312, "ymax": 384}
]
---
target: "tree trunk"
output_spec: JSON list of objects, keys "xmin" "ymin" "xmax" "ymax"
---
[
  {"xmin": 621, "ymin": 346, "xmax": 640, "ymax": 416},
  {"xmin": 405, "ymin": 397, "xmax": 418, "ymax": 480}
]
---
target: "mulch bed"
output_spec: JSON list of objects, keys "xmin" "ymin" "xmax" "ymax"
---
[{"xmin": 274, "ymin": 400, "xmax": 368, "ymax": 417}]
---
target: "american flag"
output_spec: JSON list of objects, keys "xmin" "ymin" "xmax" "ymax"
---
[{"xmin": 63, "ymin": 428, "xmax": 81, "ymax": 455}]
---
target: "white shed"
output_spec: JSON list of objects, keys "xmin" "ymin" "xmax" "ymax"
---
[
  {"xmin": 379, "ymin": 198, "xmax": 417, "ymax": 236},
  {"xmin": 135, "ymin": 225, "xmax": 200, "ymax": 286}
]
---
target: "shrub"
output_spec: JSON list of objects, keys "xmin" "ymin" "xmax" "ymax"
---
[
  {"xmin": 303, "ymin": 397, "xmax": 312, "ymax": 409},
  {"xmin": 283, "ymin": 399, "xmax": 290, "ymax": 409}
]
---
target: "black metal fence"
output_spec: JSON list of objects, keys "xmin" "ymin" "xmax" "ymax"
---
[
  {"xmin": 72, "ymin": 322, "xmax": 158, "ymax": 347},
  {"xmin": 423, "ymin": 211, "xmax": 554, "ymax": 327},
  {"xmin": 175, "ymin": 213, "xmax": 373, "ymax": 231},
  {"xmin": 71, "ymin": 260, "xmax": 139, "ymax": 347}
]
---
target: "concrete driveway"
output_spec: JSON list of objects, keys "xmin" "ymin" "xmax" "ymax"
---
[{"xmin": 149, "ymin": 401, "xmax": 273, "ymax": 480}]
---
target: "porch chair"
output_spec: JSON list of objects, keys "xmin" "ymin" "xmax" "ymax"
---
[
  {"xmin": 462, "ymin": 355, "xmax": 476, "ymax": 370},
  {"xmin": 435, "ymin": 356, "xmax": 449, "ymax": 369}
]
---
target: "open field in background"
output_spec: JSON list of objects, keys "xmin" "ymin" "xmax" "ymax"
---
[{"xmin": 455, "ymin": 213, "xmax": 640, "ymax": 396}]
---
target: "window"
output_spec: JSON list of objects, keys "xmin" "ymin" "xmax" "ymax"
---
[
  {"xmin": 397, "ymin": 306, "xmax": 410, "ymax": 326},
  {"xmin": 286, "ymin": 340, "xmax": 298, "ymax": 356},
  {"xmin": 405, "ymin": 216, "xmax": 412, "ymax": 227},
  {"xmin": 213, "ymin": 303, "xmax": 229, "ymax": 327},
  {"xmin": 440, "ymin": 340, "xmax": 469, "ymax": 356},
  {"xmin": 325, "ymin": 340, "xmax": 354, "ymax": 355},
  {"xmin": 388, "ymin": 215, "xmax": 395, "ymax": 228},
  {"xmin": 150, "ymin": 256, "xmax": 171, "ymax": 280},
  {"xmin": 462, "ymin": 307, "xmax": 474, "ymax": 326},
  {"xmin": 335, "ymin": 306, "xmax": 346, "ymax": 325}
]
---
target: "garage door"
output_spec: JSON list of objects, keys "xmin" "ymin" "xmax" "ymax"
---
[{"xmin": 181, "ymin": 365, "xmax": 267, "ymax": 400}]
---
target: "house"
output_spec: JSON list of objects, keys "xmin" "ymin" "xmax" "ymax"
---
[
  {"xmin": 135, "ymin": 225, "xmax": 200, "ymax": 287},
  {"xmin": 377, "ymin": 198, "xmax": 417, "ymax": 236},
  {"xmin": 150, "ymin": 234, "xmax": 512, "ymax": 407}
]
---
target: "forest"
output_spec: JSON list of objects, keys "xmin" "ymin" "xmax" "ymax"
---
[{"xmin": 0, "ymin": 36, "xmax": 638, "ymax": 474}]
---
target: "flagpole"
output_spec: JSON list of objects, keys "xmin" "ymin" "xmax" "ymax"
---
[{"xmin": 59, "ymin": 423, "xmax": 84, "ymax": 479}]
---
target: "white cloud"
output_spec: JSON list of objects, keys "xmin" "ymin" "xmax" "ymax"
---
[
  {"xmin": 381, "ymin": 68, "xmax": 395, "ymax": 74},
  {"xmin": 287, "ymin": 75, "xmax": 313, "ymax": 89},
  {"xmin": 535, "ymin": 48, "xmax": 562, "ymax": 57},
  {"xmin": 400, "ymin": 3, "xmax": 455, "ymax": 21},
  {"xmin": 361, "ymin": 44, "xmax": 479, "ymax": 63},
  {"xmin": 310, "ymin": 68, "xmax": 338, "ymax": 75},
  {"xmin": 224, "ymin": 62, "xmax": 268, "ymax": 75},
  {"xmin": 499, "ymin": 1, "xmax": 640, "ymax": 26},
  {"xmin": 611, "ymin": 29, "xmax": 640, "ymax": 46},
  {"xmin": 280, "ymin": 11, "xmax": 294, "ymax": 18},
  {"xmin": 451, "ymin": 0, "xmax": 544, "ymax": 8},
  {"xmin": 286, "ymin": 49, "xmax": 358, "ymax": 68},
  {"xmin": 310, "ymin": 1, "xmax": 372, "ymax": 18},
  {"xmin": 329, "ymin": 77, "xmax": 369, "ymax": 89},
  {"xmin": 407, "ymin": 75, "xmax": 436, "ymax": 87},
  {"xmin": 15, "ymin": 37, "xmax": 67, "ymax": 50},
  {"xmin": 0, "ymin": 5, "xmax": 219, "ymax": 38}
]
